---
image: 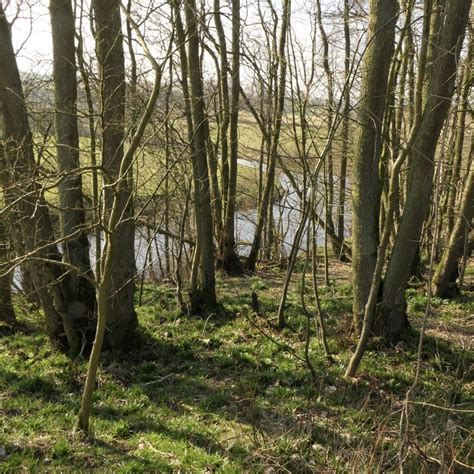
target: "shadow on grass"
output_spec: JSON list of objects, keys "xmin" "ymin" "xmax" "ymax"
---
[
  {"xmin": 95, "ymin": 326, "xmax": 371, "ymax": 462},
  {"xmin": 1, "ymin": 287, "xmax": 471, "ymax": 470},
  {"xmin": 0, "ymin": 368, "xmax": 62, "ymax": 401}
]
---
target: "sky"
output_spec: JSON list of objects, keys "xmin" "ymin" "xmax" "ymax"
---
[
  {"xmin": 5, "ymin": 0, "xmax": 368, "ymax": 105},
  {"xmin": 7, "ymin": 0, "xmax": 358, "ymax": 70},
  {"xmin": 9, "ymin": 1, "xmax": 52, "ymax": 73}
]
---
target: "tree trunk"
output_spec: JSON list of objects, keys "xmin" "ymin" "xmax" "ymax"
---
[
  {"xmin": 432, "ymin": 168, "xmax": 473, "ymax": 298},
  {"xmin": 93, "ymin": 0, "xmax": 137, "ymax": 348},
  {"xmin": 50, "ymin": 0, "xmax": 96, "ymax": 340},
  {"xmin": 379, "ymin": 0, "xmax": 471, "ymax": 340},
  {"xmin": 337, "ymin": 0, "xmax": 351, "ymax": 257},
  {"xmin": 214, "ymin": 0, "xmax": 230, "ymax": 217},
  {"xmin": 184, "ymin": 0, "xmax": 217, "ymax": 311},
  {"xmin": 0, "ymin": 219, "xmax": 15, "ymax": 324},
  {"xmin": 446, "ymin": 32, "xmax": 472, "ymax": 232},
  {"xmin": 246, "ymin": 0, "xmax": 291, "ymax": 271},
  {"xmin": 76, "ymin": 14, "xmax": 101, "ymax": 281},
  {"xmin": 221, "ymin": 0, "xmax": 244, "ymax": 274},
  {"xmin": 351, "ymin": 0, "xmax": 397, "ymax": 332},
  {"xmin": 0, "ymin": 6, "xmax": 88, "ymax": 349},
  {"xmin": 171, "ymin": 1, "xmax": 201, "ymax": 303},
  {"xmin": 316, "ymin": 0, "xmax": 336, "ymax": 256}
]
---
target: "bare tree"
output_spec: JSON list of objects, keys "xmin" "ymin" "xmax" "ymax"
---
[
  {"xmin": 92, "ymin": 0, "xmax": 137, "ymax": 348},
  {"xmin": 50, "ymin": 0, "xmax": 96, "ymax": 346},
  {"xmin": 0, "ymin": 4, "xmax": 90, "ymax": 350},
  {"xmin": 379, "ymin": 0, "xmax": 471, "ymax": 339},
  {"xmin": 432, "ymin": 167, "xmax": 473, "ymax": 298},
  {"xmin": 183, "ymin": 0, "xmax": 217, "ymax": 310},
  {"xmin": 350, "ymin": 0, "xmax": 397, "ymax": 333},
  {"xmin": 246, "ymin": 0, "xmax": 292, "ymax": 271}
]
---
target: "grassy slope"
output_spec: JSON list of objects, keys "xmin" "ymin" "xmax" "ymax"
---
[
  {"xmin": 35, "ymin": 132, "xmax": 278, "ymax": 216},
  {"xmin": 0, "ymin": 262, "xmax": 472, "ymax": 472}
]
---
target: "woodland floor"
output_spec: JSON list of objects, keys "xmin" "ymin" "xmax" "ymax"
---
[{"xmin": 0, "ymin": 260, "xmax": 473, "ymax": 472}]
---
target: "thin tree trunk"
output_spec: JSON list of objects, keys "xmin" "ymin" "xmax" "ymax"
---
[
  {"xmin": 446, "ymin": 30, "xmax": 472, "ymax": 232},
  {"xmin": 164, "ymin": 61, "xmax": 173, "ymax": 277},
  {"xmin": 246, "ymin": 0, "xmax": 291, "ymax": 271},
  {"xmin": 0, "ymin": 219, "xmax": 15, "ymax": 324},
  {"xmin": 221, "ymin": 0, "xmax": 244, "ymax": 274},
  {"xmin": 214, "ymin": 0, "xmax": 230, "ymax": 215},
  {"xmin": 79, "ymin": 5, "xmax": 166, "ymax": 430},
  {"xmin": 276, "ymin": 196, "xmax": 311, "ymax": 327},
  {"xmin": 76, "ymin": 4, "xmax": 101, "ymax": 281},
  {"xmin": 337, "ymin": 0, "xmax": 351, "ymax": 257},
  {"xmin": 316, "ymin": 0, "xmax": 335, "ymax": 255},
  {"xmin": 311, "ymin": 215, "xmax": 330, "ymax": 357},
  {"xmin": 184, "ymin": 0, "xmax": 217, "ymax": 310},
  {"xmin": 171, "ymin": 1, "xmax": 201, "ymax": 302},
  {"xmin": 432, "ymin": 168, "xmax": 473, "ymax": 298}
]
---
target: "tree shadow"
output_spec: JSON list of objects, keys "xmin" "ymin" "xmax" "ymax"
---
[
  {"xmin": 0, "ymin": 368, "xmax": 62, "ymax": 402},
  {"xmin": 94, "ymin": 326, "xmax": 362, "ymax": 466},
  {"xmin": 2, "ymin": 289, "xmax": 471, "ymax": 470}
]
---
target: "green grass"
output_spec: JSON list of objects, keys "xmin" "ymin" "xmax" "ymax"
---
[
  {"xmin": 34, "ymin": 130, "xmax": 278, "ymax": 216},
  {"xmin": 0, "ymin": 265, "xmax": 472, "ymax": 471}
]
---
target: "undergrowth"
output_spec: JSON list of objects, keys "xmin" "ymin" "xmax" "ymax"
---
[{"xmin": 0, "ymin": 264, "xmax": 472, "ymax": 472}]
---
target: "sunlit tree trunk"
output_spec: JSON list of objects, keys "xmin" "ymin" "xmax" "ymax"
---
[
  {"xmin": 184, "ymin": 0, "xmax": 217, "ymax": 310},
  {"xmin": 79, "ymin": 4, "xmax": 166, "ymax": 431},
  {"xmin": 432, "ymin": 167, "xmax": 473, "ymax": 298},
  {"xmin": 337, "ymin": 0, "xmax": 351, "ymax": 257},
  {"xmin": 316, "ymin": 0, "xmax": 335, "ymax": 255},
  {"xmin": 379, "ymin": 0, "xmax": 471, "ymax": 339},
  {"xmin": 50, "ymin": 0, "xmax": 96, "ymax": 340},
  {"xmin": 76, "ymin": 8, "xmax": 101, "ymax": 281},
  {"xmin": 93, "ymin": 0, "xmax": 137, "ymax": 348},
  {"xmin": 221, "ymin": 0, "xmax": 244, "ymax": 274},
  {"xmin": 351, "ymin": 0, "xmax": 397, "ymax": 332},
  {"xmin": 246, "ymin": 0, "xmax": 291, "ymax": 271},
  {"xmin": 214, "ymin": 0, "xmax": 230, "ymax": 218},
  {"xmin": 446, "ymin": 30, "xmax": 472, "ymax": 232},
  {"xmin": 0, "ymin": 6, "xmax": 74, "ymax": 348}
]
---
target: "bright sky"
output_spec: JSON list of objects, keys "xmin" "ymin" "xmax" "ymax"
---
[
  {"xmin": 6, "ymin": 0, "xmax": 366, "ymax": 102},
  {"xmin": 9, "ymin": 1, "xmax": 52, "ymax": 73}
]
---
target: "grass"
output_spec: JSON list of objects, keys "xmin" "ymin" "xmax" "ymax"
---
[
  {"xmin": 0, "ymin": 262, "xmax": 473, "ymax": 471},
  {"xmin": 34, "ymin": 130, "xmax": 280, "ymax": 217}
]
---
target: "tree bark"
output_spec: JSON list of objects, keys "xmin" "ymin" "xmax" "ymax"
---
[
  {"xmin": 246, "ymin": 0, "xmax": 291, "ymax": 271},
  {"xmin": 316, "ymin": 0, "xmax": 336, "ymax": 255},
  {"xmin": 221, "ymin": 0, "xmax": 244, "ymax": 274},
  {"xmin": 432, "ymin": 168, "xmax": 473, "ymax": 298},
  {"xmin": 351, "ymin": 0, "xmax": 397, "ymax": 332},
  {"xmin": 446, "ymin": 30, "xmax": 472, "ymax": 232},
  {"xmin": 379, "ymin": 0, "xmax": 471, "ymax": 340},
  {"xmin": 0, "ymin": 219, "xmax": 15, "ymax": 324},
  {"xmin": 93, "ymin": 0, "xmax": 137, "ymax": 348},
  {"xmin": 50, "ymin": 0, "xmax": 96, "ymax": 341},
  {"xmin": 337, "ymin": 0, "xmax": 351, "ymax": 257},
  {"xmin": 214, "ymin": 0, "xmax": 230, "ymax": 219},
  {"xmin": 184, "ymin": 0, "xmax": 217, "ymax": 311},
  {"xmin": 0, "ymin": 6, "xmax": 73, "ymax": 348},
  {"xmin": 76, "ymin": 14, "xmax": 101, "ymax": 281}
]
